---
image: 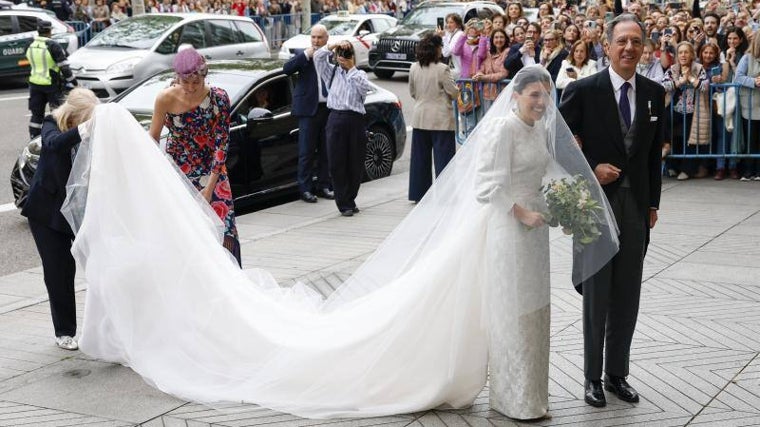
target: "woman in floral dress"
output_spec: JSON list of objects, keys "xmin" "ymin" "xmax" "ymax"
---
[{"xmin": 149, "ymin": 47, "xmax": 241, "ymax": 266}]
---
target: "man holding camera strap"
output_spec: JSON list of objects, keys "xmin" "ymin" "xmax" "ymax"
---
[{"xmin": 313, "ymin": 41, "xmax": 371, "ymax": 217}]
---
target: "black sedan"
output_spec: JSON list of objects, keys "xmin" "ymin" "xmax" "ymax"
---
[{"xmin": 10, "ymin": 59, "xmax": 407, "ymax": 209}]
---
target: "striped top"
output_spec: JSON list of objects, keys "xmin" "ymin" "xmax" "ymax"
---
[{"xmin": 314, "ymin": 47, "xmax": 370, "ymax": 114}]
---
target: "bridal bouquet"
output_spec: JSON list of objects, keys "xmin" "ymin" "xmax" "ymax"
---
[{"xmin": 541, "ymin": 175, "xmax": 603, "ymax": 245}]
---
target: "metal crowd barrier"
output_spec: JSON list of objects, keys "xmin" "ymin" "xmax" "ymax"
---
[
  {"xmin": 666, "ymin": 82, "xmax": 759, "ymax": 161},
  {"xmin": 65, "ymin": 20, "xmax": 106, "ymax": 48}
]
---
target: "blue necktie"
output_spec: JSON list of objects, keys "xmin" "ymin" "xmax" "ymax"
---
[{"xmin": 619, "ymin": 81, "xmax": 631, "ymax": 129}]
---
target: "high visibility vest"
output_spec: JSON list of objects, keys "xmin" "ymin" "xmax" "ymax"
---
[{"xmin": 26, "ymin": 37, "xmax": 60, "ymax": 86}]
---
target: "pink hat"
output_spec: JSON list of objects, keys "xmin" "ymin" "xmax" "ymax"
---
[{"xmin": 173, "ymin": 47, "xmax": 208, "ymax": 78}]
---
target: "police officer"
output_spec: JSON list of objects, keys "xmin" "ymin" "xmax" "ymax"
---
[{"xmin": 26, "ymin": 19, "xmax": 77, "ymax": 139}]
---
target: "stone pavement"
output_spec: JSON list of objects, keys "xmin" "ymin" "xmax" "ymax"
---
[{"xmin": 0, "ymin": 172, "xmax": 759, "ymax": 427}]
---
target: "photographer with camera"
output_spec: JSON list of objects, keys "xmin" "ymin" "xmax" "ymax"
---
[{"xmin": 313, "ymin": 41, "xmax": 371, "ymax": 217}]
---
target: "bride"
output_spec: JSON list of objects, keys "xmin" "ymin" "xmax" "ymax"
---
[{"xmin": 61, "ymin": 66, "xmax": 618, "ymax": 420}]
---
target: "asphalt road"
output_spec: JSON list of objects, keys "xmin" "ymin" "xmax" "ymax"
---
[{"xmin": 0, "ymin": 71, "xmax": 414, "ymax": 277}]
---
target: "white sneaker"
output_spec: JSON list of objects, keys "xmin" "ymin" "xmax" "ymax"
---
[
  {"xmin": 677, "ymin": 172, "xmax": 690, "ymax": 181},
  {"xmin": 55, "ymin": 336, "xmax": 79, "ymax": 350},
  {"xmin": 740, "ymin": 176, "xmax": 752, "ymax": 182},
  {"xmin": 753, "ymin": 176, "xmax": 760, "ymax": 181}
]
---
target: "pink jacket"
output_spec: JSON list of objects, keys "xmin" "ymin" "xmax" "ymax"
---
[
  {"xmin": 451, "ymin": 35, "xmax": 488, "ymax": 79},
  {"xmin": 477, "ymin": 49, "xmax": 509, "ymax": 81}
]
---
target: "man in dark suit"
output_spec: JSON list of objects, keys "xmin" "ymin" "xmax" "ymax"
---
[
  {"xmin": 503, "ymin": 24, "xmax": 541, "ymax": 78},
  {"xmin": 559, "ymin": 14, "xmax": 664, "ymax": 408},
  {"xmin": 283, "ymin": 24, "xmax": 334, "ymax": 203}
]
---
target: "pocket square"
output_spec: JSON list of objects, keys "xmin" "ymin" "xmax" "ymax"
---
[{"xmin": 650, "ymin": 116, "xmax": 658, "ymax": 122}]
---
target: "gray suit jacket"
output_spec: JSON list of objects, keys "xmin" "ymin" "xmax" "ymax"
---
[{"xmin": 408, "ymin": 62, "xmax": 459, "ymax": 131}]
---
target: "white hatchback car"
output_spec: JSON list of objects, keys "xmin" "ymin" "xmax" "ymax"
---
[
  {"xmin": 277, "ymin": 12, "xmax": 396, "ymax": 69},
  {"xmin": 69, "ymin": 13, "xmax": 269, "ymax": 99}
]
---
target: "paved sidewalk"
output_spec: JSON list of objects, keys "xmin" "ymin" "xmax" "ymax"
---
[{"xmin": 0, "ymin": 172, "xmax": 759, "ymax": 427}]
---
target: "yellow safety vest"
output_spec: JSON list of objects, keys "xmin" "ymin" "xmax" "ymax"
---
[{"xmin": 26, "ymin": 37, "xmax": 60, "ymax": 86}]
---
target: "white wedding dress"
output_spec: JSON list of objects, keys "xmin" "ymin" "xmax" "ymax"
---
[
  {"xmin": 476, "ymin": 112, "xmax": 551, "ymax": 419},
  {"xmin": 62, "ymin": 66, "xmax": 617, "ymax": 420}
]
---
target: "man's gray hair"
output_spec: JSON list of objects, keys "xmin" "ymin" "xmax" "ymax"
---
[
  {"xmin": 311, "ymin": 24, "xmax": 328, "ymax": 36},
  {"xmin": 605, "ymin": 13, "xmax": 646, "ymax": 43}
]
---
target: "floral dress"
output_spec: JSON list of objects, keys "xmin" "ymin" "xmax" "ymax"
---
[{"xmin": 165, "ymin": 86, "xmax": 241, "ymax": 265}]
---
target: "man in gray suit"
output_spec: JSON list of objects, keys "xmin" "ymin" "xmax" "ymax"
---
[{"xmin": 559, "ymin": 14, "xmax": 664, "ymax": 408}]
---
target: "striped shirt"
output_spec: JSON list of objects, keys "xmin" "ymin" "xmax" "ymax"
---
[{"xmin": 314, "ymin": 47, "xmax": 370, "ymax": 114}]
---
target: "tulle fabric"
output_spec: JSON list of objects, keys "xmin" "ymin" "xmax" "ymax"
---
[{"xmin": 62, "ymin": 65, "xmax": 618, "ymax": 419}]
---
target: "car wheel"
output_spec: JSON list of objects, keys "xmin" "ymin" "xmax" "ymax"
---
[
  {"xmin": 364, "ymin": 126, "xmax": 394, "ymax": 181},
  {"xmin": 373, "ymin": 69, "xmax": 395, "ymax": 79}
]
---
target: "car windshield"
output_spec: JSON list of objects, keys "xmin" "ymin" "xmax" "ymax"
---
[
  {"xmin": 401, "ymin": 6, "xmax": 462, "ymax": 26},
  {"xmin": 87, "ymin": 15, "xmax": 182, "ymax": 49},
  {"xmin": 303, "ymin": 19, "xmax": 359, "ymax": 35},
  {"xmin": 118, "ymin": 70, "xmax": 251, "ymax": 112}
]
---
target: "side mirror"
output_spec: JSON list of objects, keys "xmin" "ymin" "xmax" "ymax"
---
[
  {"xmin": 358, "ymin": 30, "xmax": 370, "ymax": 37},
  {"xmin": 247, "ymin": 107, "xmax": 273, "ymax": 121}
]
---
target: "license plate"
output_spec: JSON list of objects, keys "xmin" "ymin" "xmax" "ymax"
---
[{"xmin": 385, "ymin": 52, "xmax": 406, "ymax": 60}]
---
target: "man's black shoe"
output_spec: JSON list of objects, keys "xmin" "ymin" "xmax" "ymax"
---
[
  {"xmin": 318, "ymin": 188, "xmax": 335, "ymax": 199},
  {"xmin": 585, "ymin": 380, "xmax": 606, "ymax": 407},
  {"xmin": 604, "ymin": 375, "xmax": 639, "ymax": 403},
  {"xmin": 340, "ymin": 209, "xmax": 354, "ymax": 217},
  {"xmin": 301, "ymin": 192, "xmax": 317, "ymax": 203}
]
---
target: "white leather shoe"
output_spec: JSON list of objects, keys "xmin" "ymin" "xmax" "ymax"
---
[{"xmin": 55, "ymin": 336, "xmax": 79, "ymax": 350}]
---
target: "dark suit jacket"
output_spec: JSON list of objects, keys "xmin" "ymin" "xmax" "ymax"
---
[
  {"xmin": 21, "ymin": 116, "xmax": 82, "ymax": 235},
  {"xmin": 503, "ymin": 43, "xmax": 540, "ymax": 79},
  {"xmin": 545, "ymin": 49, "xmax": 569, "ymax": 82},
  {"xmin": 559, "ymin": 68, "xmax": 664, "ymax": 217},
  {"xmin": 283, "ymin": 50, "xmax": 322, "ymax": 118}
]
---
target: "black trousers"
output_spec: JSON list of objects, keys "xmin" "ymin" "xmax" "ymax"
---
[
  {"xmin": 297, "ymin": 103, "xmax": 331, "ymax": 193},
  {"xmin": 583, "ymin": 187, "xmax": 647, "ymax": 380},
  {"xmin": 28, "ymin": 85, "xmax": 63, "ymax": 138},
  {"xmin": 325, "ymin": 110, "xmax": 366, "ymax": 212},
  {"xmin": 28, "ymin": 219, "xmax": 77, "ymax": 337},
  {"xmin": 408, "ymin": 129, "xmax": 456, "ymax": 202}
]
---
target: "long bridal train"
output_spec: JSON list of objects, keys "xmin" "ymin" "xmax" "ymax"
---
[{"xmin": 66, "ymin": 103, "xmax": 495, "ymax": 418}]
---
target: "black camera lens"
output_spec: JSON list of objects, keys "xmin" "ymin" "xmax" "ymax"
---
[{"xmin": 338, "ymin": 48, "xmax": 353, "ymax": 59}]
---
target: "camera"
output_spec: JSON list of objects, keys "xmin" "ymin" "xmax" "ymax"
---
[{"xmin": 336, "ymin": 46, "xmax": 354, "ymax": 60}]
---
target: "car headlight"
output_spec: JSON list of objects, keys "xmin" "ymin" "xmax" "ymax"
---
[
  {"xmin": 19, "ymin": 138, "xmax": 41, "ymax": 169},
  {"xmin": 106, "ymin": 57, "xmax": 141, "ymax": 75}
]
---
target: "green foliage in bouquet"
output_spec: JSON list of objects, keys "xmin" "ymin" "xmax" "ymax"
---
[{"xmin": 540, "ymin": 175, "xmax": 603, "ymax": 245}]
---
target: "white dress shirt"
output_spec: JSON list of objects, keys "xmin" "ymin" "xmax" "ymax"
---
[{"xmin": 609, "ymin": 67, "xmax": 636, "ymax": 125}]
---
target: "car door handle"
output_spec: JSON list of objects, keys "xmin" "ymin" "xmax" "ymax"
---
[
  {"xmin": 289, "ymin": 129, "xmax": 299, "ymax": 136},
  {"xmin": 236, "ymin": 50, "xmax": 244, "ymax": 56},
  {"xmin": 204, "ymin": 55, "xmax": 211, "ymax": 60}
]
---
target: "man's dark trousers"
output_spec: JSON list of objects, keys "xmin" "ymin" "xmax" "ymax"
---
[
  {"xmin": 297, "ymin": 103, "xmax": 331, "ymax": 193},
  {"xmin": 326, "ymin": 110, "xmax": 365, "ymax": 211},
  {"xmin": 29, "ymin": 84, "xmax": 62, "ymax": 138},
  {"xmin": 582, "ymin": 187, "xmax": 647, "ymax": 380}
]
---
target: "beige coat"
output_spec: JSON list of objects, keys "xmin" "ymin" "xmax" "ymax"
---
[{"xmin": 409, "ymin": 62, "xmax": 459, "ymax": 131}]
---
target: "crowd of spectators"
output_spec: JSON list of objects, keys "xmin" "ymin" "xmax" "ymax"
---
[
  {"xmin": 431, "ymin": 0, "xmax": 760, "ymax": 181},
  {"xmin": 35, "ymin": 0, "xmax": 409, "ymax": 25}
]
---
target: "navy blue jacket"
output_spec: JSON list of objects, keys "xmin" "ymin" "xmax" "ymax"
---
[
  {"xmin": 283, "ymin": 50, "xmax": 323, "ymax": 118},
  {"xmin": 503, "ymin": 43, "xmax": 541, "ymax": 79},
  {"xmin": 21, "ymin": 115, "xmax": 82, "ymax": 234}
]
